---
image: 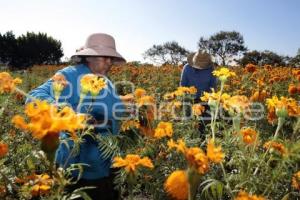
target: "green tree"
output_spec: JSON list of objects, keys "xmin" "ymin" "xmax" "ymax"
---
[
  {"xmin": 198, "ymin": 31, "xmax": 247, "ymax": 66},
  {"xmin": 0, "ymin": 31, "xmax": 17, "ymax": 65},
  {"xmin": 289, "ymin": 48, "xmax": 300, "ymax": 67},
  {"xmin": 143, "ymin": 41, "xmax": 190, "ymax": 65},
  {"xmin": 0, "ymin": 31, "xmax": 64, "ymax": 69}
]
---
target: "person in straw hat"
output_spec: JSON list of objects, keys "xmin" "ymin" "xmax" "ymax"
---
[
  {"xmin": 180, "ymin": 50, "xmax": 217, "ymax": 137},
  {"xmin": 26, "ymin": 33, "xmax": 129, "ymax": 199}
]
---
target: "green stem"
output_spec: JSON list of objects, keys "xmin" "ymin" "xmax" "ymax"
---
[
  {"xmin": 211, "ymin": 82, "xmax": 224, "ymax": 140},
  {"xmin": 220, "ymin": 163, "xmax": 234, "ymax": 199},
  {"xmin": 253, "ymin": 118, "xmax": 284, "ymax": 175}
]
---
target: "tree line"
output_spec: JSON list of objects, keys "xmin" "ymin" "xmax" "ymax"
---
[
  {"xmin": 0, "ymin": 31, "xmax": 63, "ymax": 69},
  {"xmin": 143, "ymin": 31, "xmax": 300, "ymax": 67}
]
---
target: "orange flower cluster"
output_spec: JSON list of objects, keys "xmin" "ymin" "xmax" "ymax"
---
[
  {"xmin": 0, "ymin": 142, "xmax": 8, "ymax": 157},
  {"xmin": 245, "ymin": 64, "xmax": 257, "ymax": 73},
  {"xmin": 12, "ymin": 100, "xmax": 86, "ymax": 141},
  {"xmin": 263, "ymin": 141, "xmax": 287, "ymax": 155},
  {"xmin": 234, "ymin": 191, "xmax": 266, "ymax": 200},
  {"xmin": 288, "ymin": 83, "xmax": 300, "ymax": 95},
  {"xmin": 168, "ymin": 138, "xmax": 224, "ymax": 174},
  {"xmin": 292, "ymin": 171, "xmax": 300, "ymax": 190},
  {"xmin": 266, "ymin": 96, "xmax": 300, "ymax": 123},
  {"xmin": 154, "ymin": 122, "xmax": 173, "ymax": 139},
  {"xmin": 0, "ymin": 72, "xmax": 22, "ymax": 94},
  {"xmin": 15, "ymin": 173, "xmax": 53, "ymax": 197},
  {"xmin": 112, "ymin": 154, "xmax": 154, "ymax": 173}
]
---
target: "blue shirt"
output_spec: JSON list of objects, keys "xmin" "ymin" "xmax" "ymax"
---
[
  {"xmin": 26, "ymin": 64, "xmax": 124, "ymax": 180},
  {"xmin": 180, "ymin": 64, "xmax": 217, "ymax": 99}
]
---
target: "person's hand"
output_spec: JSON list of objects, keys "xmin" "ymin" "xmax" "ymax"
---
[{"xmin": 120, "ymin": 94, "xmax": 135, "ymax": 103}]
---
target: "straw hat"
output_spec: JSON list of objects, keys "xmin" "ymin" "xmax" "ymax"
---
[
  {"xmin": 71, "ymin": 33, "xmax": 126, "ymax": 65},
  {"xmin": 187, "ymin": 50, "xmax": 213, "ymax": 69}
]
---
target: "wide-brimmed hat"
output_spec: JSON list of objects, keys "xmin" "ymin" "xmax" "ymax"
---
[
  {"xmin": 71, "ymin": 33, "xmax": 126, "ymax": 65},
  {"xmin": 187, "ymin": 50, "xmax": 213, "ymax": 69}
]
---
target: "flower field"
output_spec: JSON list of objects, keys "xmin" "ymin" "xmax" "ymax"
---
[{"xmin": 0, "ymin": 64, "xmax": 300, "ymax": 200}]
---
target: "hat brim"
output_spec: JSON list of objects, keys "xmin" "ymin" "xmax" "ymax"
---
[
  {"xmin": 187, "ymin": 52, "xmax": 212, "ymax": 69},
  {"xmin": 71, "ymin": 47, "xmax": 126, "ymax": 65}
]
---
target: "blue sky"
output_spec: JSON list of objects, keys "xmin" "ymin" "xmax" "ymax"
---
[{"xmin": 1, "ymin": 0, "xmax": 299, "ymax": 61}]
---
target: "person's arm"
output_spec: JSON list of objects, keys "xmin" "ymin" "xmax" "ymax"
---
[
  {"xmin": 25, "ymin": 70, "xmax": 71, "ymax": 105},
  {"xmin": 25, "ymin": 78, "xmax": 56, "ymax": 104},
  {"xmin": 180, "ymin": 65, "xmax": 190, "ymax": 87}
]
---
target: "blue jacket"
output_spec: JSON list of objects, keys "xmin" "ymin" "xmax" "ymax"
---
[
  {"xmin": 180, "ymin": 64, "xmax": 217, "ymax": 99},
  {"xmin": 26, "ymin": 64, "xmax": 124, "ymax": 180}
]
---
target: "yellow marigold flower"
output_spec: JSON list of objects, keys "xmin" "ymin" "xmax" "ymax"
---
[
  {"xmin": 263, "ymin": 141, "xmax": 287, "ymax": 155},
  {"xmin": 207, "ymin": 139, "xmax": 224, "ymax": 163},
  {"xmin": 80, "ymin": 74, "xmax": 106, "ymax": 96},
  {"xmin": 12, "ymin": 100, "xmax": 86, "ymax": 141},
  {"xmin": 51, "ymin": 73, "xmax": 67, "ymax": 100},
  {"xmin": 0, "ymin": 72, "xmax": 22, "ymax": 94},
  {"xmin": 112, "ymin": 154, "xmax": 154, "ymax": 173},
  {"xmin": 174, "ymin": 86, "xmax": 197, "ymax": 97},
  {"xmin": 266, "ymin": 96, "xmax": 300, "ymax": 119},
  {"xmin": 164, "ymin": 170, "xmax": 188, "ymax": 200},
  {"xmin": 29, "ymin": 174, "xmax": 53, "ymax": 197},
  {"xmin": 292, "ymin": 171, "xmax": 300, "ymax": 190},
  {"xmin": 31, "ymin": 174, "xmax": 53, "ymax": 196},
  {"xmin": 134, "ymin": 88, "xmax": 146, "ymax": 99},
  {"xmin": 154, "ymin": 122, "xmax": 173, "ymax": 139},
  {"xmin": 136, "ymin": 95, "xmax": 155, "ymax": 107},
  {"xmin": 167, "ymin": 139, "xmax": 187, "ymax": 153},
  {"xmin": 163, "ymin": 92, "xmax": 176, "ymax": 100},
  {"xmin": 121, "ymin": 120, "xmax": 140, "ymax": 132},
  {"xmin": 240, "ymin": 128, "xmax": 257, "ymax": 145},
  {"xmin": 213, "ymin": 67, "xmax": 236, "ymax": 81},
  {"xmin": 234, "ymin": 191, "xmax": 266, "ymax": 200},
  {"xmin": 201, "ymin": 89, "xmax": 231, "ymax": 104},
  {"xmin": 223, "ymin": 95, "xmax": 250, "ymax": 114},
  {"xmin": 192, "ymin": 104, "xmax": 205, "ymax": 116},
  {"xmin": 16, "ymin": 173, "xmax": 53, "ymax": 197},
  {"xmin": 0, "ymin": 143, "xmax": 8, "ymax": 158}
]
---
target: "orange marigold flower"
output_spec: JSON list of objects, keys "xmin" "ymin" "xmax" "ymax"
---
[
  {"xmin": 136, "ymin": 95, "xmax": 155, "ymax": 107},
  {"xmin": 185, "ymin": 147, "xmax": 209, "ymax": 174},
  {"xmin": 245, "ymin": 64, "xmax": 257, "ymax": 73},
  {"xmin": 207, "ymin": 139, "xmax": 225, "ymax": 163},
  {"xmin": 292, "ymin": 171, "xmax": 300, "ymax": 190},
  {"xmin": 288, "ymin": 84, "xmax": 298, "ymax": 95},
  {"xmin": 12, "ymin": 100, "xmax": 86, "ymax": 141},
  {"xmin": 0, "ymin": 143, "xmax": 8, "ymax": 157},
  {"xmin": 263, "ymin": 141, "xmax": 287, "ymax": 155},
  {"xmin": 134, "ymin": 88, "xmax": 147, "ymax": 99},
  {"xmin": 192, "ymin": 104, "xmax": 205, "ymax": 116},
  {"xmin": 234, "ymin": 190, "xmax": 266, "ymax": 200},
  {"xmin": 164, "ymin": 170, "xmax": 188, "ymax": 200},
  {"xmin": 240, "ymin": 128, "xmax": 257, "ymax": 145},
  {"xmin": 0, "ymin": 72, "xmax": 22, "ymax": 94},
  {"xmin": 112, "ymin": 154, "xmax": 154, "ymax": 173},
  {"xmin": 154, "ymin": 122, "xmax": 173, "ymax": 139}
]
